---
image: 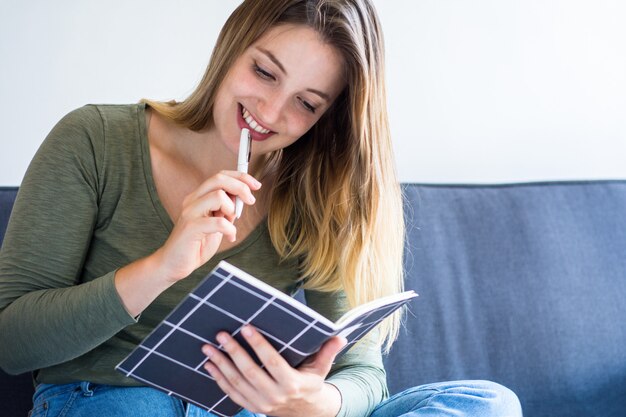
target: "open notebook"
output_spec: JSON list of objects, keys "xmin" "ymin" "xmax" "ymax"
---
[{"xmin": 117, "ymin": 261, "xmax": 417, "ymax": 417}]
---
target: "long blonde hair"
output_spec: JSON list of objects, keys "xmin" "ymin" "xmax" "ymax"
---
[{"xmin": 146, "ymin": 0, "xmax": 405, "ymax": 352}]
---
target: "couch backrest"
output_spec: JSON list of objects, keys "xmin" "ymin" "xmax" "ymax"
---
[
  {"xmin": 384, "ymin": 181, "xmax": 626, "ymax": 417},
  {"xmin": 0, "ymin": 187, "xmax": 18, "ymax": 245},
  {"xmin": 0, "ymin": 187, "xmax": 34, "ymax": 417}
]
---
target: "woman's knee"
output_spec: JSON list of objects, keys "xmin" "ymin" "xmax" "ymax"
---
[
  {"xmin": 372, "ymin": 379, "xmax": 522, "ymax": 417},
  {"xmin": 456, "ymin": 380, "xmax": 522, "ymax": 417}
]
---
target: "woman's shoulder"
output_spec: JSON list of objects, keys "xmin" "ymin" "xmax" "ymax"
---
[
  {"xmin": 47, "ymin": 103, "xmax": 147, "ymax": 158},
  {"xmin": 51, "ymin": 103, "xmax": 144, "ymax": 142},
  {"xmin": 59, "ymin": 103, "xmax": 145, "ymax": 131},
  {"xmin": 31, "ymin": 103, "xmax": 147, "ymax": 187}
]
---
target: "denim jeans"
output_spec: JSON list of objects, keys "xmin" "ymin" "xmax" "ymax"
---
[
  {"xmin": 371, "ymin": 380, "xmax": 522, "ymax": 417},
  {"xmin": 30, "ymin": 380, "xmax": 521, "ymax": 417},
  {"xmin": 29, "ymin": 382, "xmax": 261, "ymax": 417}
]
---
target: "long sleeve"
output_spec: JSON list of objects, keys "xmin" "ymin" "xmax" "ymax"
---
[
  {"xmin": 305, "ymin": 289, "xmax": 389, "ymax": 417},
  {"xmin": 0, "ymin": 106, "xmax": 136, "ymax": 375}
]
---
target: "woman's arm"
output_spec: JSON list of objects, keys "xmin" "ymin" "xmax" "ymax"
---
[
  {"xmin": 0, "ymin": 106, "xmax": 137, "ymax": 374},
  {"xmin": 0, "ymin": 106, "xmax": 259, "ymax": 374}
]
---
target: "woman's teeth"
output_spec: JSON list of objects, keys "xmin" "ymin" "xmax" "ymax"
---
[{"xmin": 242, "ymin": 108, "xmax": 271, "ymax": 134}]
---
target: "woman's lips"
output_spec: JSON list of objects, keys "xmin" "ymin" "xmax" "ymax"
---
[{"xmin": 237, "ymin": 104, "xmax": 275, "ymax": 141}]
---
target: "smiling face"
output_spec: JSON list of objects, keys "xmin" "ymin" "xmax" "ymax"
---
[{"xmin": 211, "ymin": 24, "xmax": 346, "ymax": 157}]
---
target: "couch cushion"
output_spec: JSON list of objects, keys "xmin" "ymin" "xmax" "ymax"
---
[{"xmin": 385, "ymin": 181, "xmax": 626, "ymax": 417}]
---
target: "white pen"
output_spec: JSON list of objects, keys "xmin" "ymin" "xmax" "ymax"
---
[{"xmin": 235, "ymin": 128, "xmax": 252, "ymax": 219}]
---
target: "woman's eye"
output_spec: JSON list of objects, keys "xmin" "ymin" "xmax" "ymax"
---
[
  {"xmin": 299, "ymin": 98, "xmax": 317, "ymax": 114},
  {"xmin": 254, "ymin": 64, "xmax": 275, "ymax": 81}
]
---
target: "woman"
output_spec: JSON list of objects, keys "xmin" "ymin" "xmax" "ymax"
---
[{"xmin": 0, "ymin": 0, "xmax": 522, "ymax": 416}]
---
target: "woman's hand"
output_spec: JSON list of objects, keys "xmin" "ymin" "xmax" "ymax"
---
[
  {"xmin": 114, "ymin": 171, "xmax": 260, "ymax": 317},
  {"xmin": 154, "ymin": 170, "xmax": 261, "ymax": 283},
  {"xmin": 202, "ymin": 325, "xmax": 347, "ymax": 417}
]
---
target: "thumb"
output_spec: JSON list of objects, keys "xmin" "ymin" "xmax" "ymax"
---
[{"xmin": 300, "ymin": 336, "xmax": 347, "ymax": 376}]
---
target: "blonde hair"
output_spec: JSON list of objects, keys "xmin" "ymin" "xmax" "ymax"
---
[{"xmin": 145, "ymin": 0, "xmax": 405, "ymax": 352}]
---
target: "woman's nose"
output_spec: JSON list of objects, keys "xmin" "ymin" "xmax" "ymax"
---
[{"xmin": 257, "ymin": 92, "xmax": 288, "ymax": 126}]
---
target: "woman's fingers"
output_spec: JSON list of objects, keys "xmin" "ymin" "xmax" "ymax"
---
[
  {"xmin": 298, "ymin": 336, "xmax": 347, "ymax": 377},
  {"xmin": 202, "ymin": 338, "xmax": 271, "ymax": 409},
  {"xmin": 201, "ymin": 327, "xmax": 343, "ymax": 416},
  {"xmin": 180, "ymin": 172, "xmax": 260, "ymax": 221},
  {"xmin": 155, "ymin": 170, "xmax": 261, "ymax": 282},
  {"xmin": 181, "ymin": 189, "xmax": 236, "ymax": 220},
  {"xmin": 203, "ymin": 360, "xmax": 256, "ymax": 411},
  {"xmin": 210, "ymin": 331, "xmax": 278, "ymax": 390},
  {"xmin": 194, "ymin": 216, "xmax": 238, "ymax": 243},
  {"xmin": 188, "ymin": 171, "xmax": 261, "ymax": 206},
  {"xmin": 238, "ymin": 326, "xmax": 293, "ymax": 381}
]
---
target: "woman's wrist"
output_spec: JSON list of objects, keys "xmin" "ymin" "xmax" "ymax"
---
[
  {"xmin": 114, "ymin": 252, "xmax": 175, "ymax": 317},
  {"xmin": 307, "ymin": 382, "xmax": 342, "ymax": 417}
]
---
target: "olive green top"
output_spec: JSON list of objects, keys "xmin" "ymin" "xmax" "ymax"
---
[{"xmin": 0, "ymin": 104, "xmax": 387, "ymax": 417}]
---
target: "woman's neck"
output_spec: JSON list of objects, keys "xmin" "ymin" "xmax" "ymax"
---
[{"xmin": 148, "ymin": 109, "xmax": 236, "ymax": 179}]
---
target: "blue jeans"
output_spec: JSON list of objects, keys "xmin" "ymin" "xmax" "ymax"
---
[
  {"xmin": 30, "ymin": 380, "xmax": 521, "ymax": 417},
  {"xmin": 29, "ymin": 382, "xmax": 259, "ymax": 417},
  {"xmin": 371, "ymin": 380, "xmax": 522, "ymax": 417}
]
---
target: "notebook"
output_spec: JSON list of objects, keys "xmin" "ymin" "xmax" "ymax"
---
[{"xmin": 116, "ymin": 261, "xmax": 417, "ymax": 416}]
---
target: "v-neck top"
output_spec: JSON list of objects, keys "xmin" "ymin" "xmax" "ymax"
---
[
  {"xmin": 138, "ymin": 102, "xmax": 265, "ymax": 254},
  {"xmin": 0, "ymin": 104, "xmax": 387, "ymax": 417}
]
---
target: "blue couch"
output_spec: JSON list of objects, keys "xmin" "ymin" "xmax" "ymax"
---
[{"xmin": 2, "ymin": 181, "xmax": 626, "ymax": 416}]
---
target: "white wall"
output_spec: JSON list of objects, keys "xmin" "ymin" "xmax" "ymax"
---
[{"xmin": 1, "ymin": 0, "xmax": 625, "ymax": 186}]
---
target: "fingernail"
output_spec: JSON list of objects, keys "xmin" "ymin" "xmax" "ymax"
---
[
  {"xmin": 216, "ymin": 333, "xmax": 228, "ymax": 346},
  {"xmin": 202, "ymin": 345, "xmax": 213, "ymax": 358},
  {"xmin": 241, "ymin": 325, "xmax": 252, "ymax": 338},
  {"xmin": 254, "ymin": 179, "xmax": 262, "ymax": 188},
  {"xmin": 205, "ymin": 363, "xmax": 214, "ymax": 376}
]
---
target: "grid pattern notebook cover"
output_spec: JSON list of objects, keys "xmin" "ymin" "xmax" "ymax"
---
[{"xmin": 116, "ymin": 261, "xmax": 417, "ymax": 417}]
